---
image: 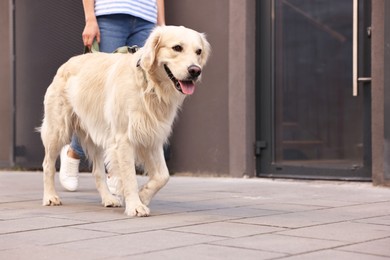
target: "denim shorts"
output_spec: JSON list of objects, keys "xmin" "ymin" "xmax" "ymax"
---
[{"xmin": 97, "ymin": 14, "xmax": 155, "ymax": 52}]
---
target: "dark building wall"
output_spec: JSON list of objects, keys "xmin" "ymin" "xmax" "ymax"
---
[
  {"xmin": 165, "ymin": 0, "xmax": 230, "ymax": 175},
  {"xmin": 5, "ymin": 0, "xmax": 390, "ymax": 185},
  {"xmin": 385, "ymin": 1, "xmax": 390, "ymax": 185},
  {"xmin": 0, "ymin": 1, "xmax": 13, "ymax": 167},
  {"xmin": 0, "ymin": 0, "xmax": 256, "ymax": 177},
  {"xmin": 10, "ymin": 1, "xmax": 84, "ymax": 167},
  {"xmin": 165, "ymin": 0, "xmax": 256, "ymax": 177},
  {"xmin": 372, "ymin": 0, "xmax": 390, "ymax": 186}
]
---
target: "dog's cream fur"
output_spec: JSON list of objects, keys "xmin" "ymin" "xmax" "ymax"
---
[{"xmin": 39, "ymin": 26, "xmax": 210, "ymax": 216}]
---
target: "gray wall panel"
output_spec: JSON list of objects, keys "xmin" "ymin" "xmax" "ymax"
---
[
  {"xmin": 14, "ymin": 0, "xmax": 84, "ymax": 167},
  {"xmin": 0, "ymin": 0, "xmax": 13, "ymax": 167}
]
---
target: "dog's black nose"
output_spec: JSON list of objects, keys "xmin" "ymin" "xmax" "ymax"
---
[{"xmin": 188, "ymin": 65, "xmax": 202, "ymax": 78}]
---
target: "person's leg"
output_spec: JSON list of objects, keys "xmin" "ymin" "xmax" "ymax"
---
[
  {"xmin": 97, "ymin": 14, "xmax": 140, "ymax": 193},
  {"xmin": 60, "ymin": 14, "xmax": 132, "ymax": 191},
  {"xmin": 126, "ymin": 17, "xmax": 174, "ymax": 162},
  {"xmin": 59, "ymin": 135, "xmax": 84, "ymax": 191},
  {"xmin": 98, "ymin": 14, "xmax": 132, "ymax": 52},
  {"xmin": 69, "ymin": 135, "xmax": 85, "ymax": 158},
  {"xmin": 102, "ymin": 16, "xmax": 155, "ymax": 193},
  {"xmin": 126, "ymin": 16, "xmax": 155, "ymax": 47}
]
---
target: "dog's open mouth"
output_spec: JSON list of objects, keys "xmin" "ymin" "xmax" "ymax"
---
[{"xmin": 164, "ymin": 65, "xmax": 195, "ymax": 95}]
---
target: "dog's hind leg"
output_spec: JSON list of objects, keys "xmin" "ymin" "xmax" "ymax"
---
[
  {"xmin": 40, "ymin": 75, "xmax": 75, "ymax": 206},
  {"xmin": 138, "ymin": 146, "xmax": 170, "ymax": 206},
  {"xmin": 40, "ymin": 121, "xmax": 68, "ymax": 206},
  {"xmin": 42, "ymin": 150, "xmax": 62, "ymax": 206}
]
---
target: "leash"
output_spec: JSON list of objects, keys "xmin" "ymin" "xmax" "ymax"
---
[
  {"xmin": 83, "ymin": 39, "xmax": 100, "ymax": 54},
  {"xmin": 83, "ymin": 39, "xmax": 139, "ymax": 54},
  {"xmin": 113, "ymin": 45, "xmax": 139, "ymax": 54}
]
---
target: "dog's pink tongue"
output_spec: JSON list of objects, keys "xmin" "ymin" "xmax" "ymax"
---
[{"xmin": 179, "ymin": 81, "xmax": 195, "ymax": 95}]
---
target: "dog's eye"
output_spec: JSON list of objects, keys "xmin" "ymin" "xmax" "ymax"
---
[
  {"xmin": 172, "ymin": 45, "xmax": 183, "ymax": 52},
  {"xmin": 196, "ymin": 49, "xmax": 202, "ymax": 55}
]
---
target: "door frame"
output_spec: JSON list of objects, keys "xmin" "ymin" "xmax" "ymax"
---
[{"xmin": 255, "ymin": 0, "xmax": 372, "ymax": 180}]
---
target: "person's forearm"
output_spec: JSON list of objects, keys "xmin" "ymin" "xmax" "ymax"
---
[
  {"xmin": 156, "ymin": 0, "xmax": 165, "ymax": 25},
  {"xmin": 82, "ymin": 0, "xmax": 96, "ymax": 22},
  {"xmin": 82, "ymin": 0, "xmax": 100, "ymax": 46}
]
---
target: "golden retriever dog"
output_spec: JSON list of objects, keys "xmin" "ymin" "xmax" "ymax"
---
[{"xmin": 39, "ymin": 26, "xmax": 210, "ymax": 216}]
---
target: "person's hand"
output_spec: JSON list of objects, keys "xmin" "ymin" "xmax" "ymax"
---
[{"xmin": 82, "ymin": 19, "xmax": 100, "ymax": 48}]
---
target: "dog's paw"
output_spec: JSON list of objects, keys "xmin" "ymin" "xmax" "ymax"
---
[
  {"xmin": 102, "ymin": 195, "xmax": 122, "ymax": 208},
  {"xmin": 43, "ymin": 195, "xmax": 62, "ymax": 206},
  {"xmin": 125, "ymin": 202, "xmax": 150, "ymax": 217}
]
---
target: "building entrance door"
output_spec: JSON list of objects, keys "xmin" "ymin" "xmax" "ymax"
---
[{"xmin": 256, "ymin": 0, "xmax": 372, "ymax": 180}]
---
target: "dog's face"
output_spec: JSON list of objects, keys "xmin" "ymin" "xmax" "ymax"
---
[{"xmin": 140, "ymin": 26, "xmax": 211, "ymax": 95}]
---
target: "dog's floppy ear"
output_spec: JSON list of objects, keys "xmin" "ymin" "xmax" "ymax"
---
[
  {"xmin": 200, "ymin": 33, "xmax": 211, "ymax": 66},
  {"xmin": 140, "ymin": 26, "xmax": 162, "ymax": 71}
]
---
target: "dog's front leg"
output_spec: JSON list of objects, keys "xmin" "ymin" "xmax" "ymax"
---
[
  {"xmin": 139, "ymin": 146, "xmax": 170, "ymax": 206},
  {"xmin": 91, "ymin": 147, "xmax": 122, "ymax": 207},
  {"xmin": 115, "ymin": 138, "xmax": 150, "ymax": 217}
]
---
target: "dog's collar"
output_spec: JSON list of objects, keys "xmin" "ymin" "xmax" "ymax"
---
[
  {"xmin": 112, "ymin": 45, "xmax": 146, "ymax": 84},
  {"xmin": 114, "ymin": 45, "xmax": 139, "ymax": 54}
]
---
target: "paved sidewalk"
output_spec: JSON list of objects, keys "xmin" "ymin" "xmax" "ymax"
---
[{"xmin": 0, "ymin": 171, "xmax": 390, "ymax": 259}]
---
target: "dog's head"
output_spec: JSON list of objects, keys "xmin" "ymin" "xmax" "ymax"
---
[{"xmin": 140, "ymin": 26, "xmax": 211, "ymax": 95}]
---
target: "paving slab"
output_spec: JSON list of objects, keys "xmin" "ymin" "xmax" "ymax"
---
[
  {"xmin": 135, "ymin": 244, "xmax": 286, "ymax": 260},
  {"xmin": 338, "ymin": 237, "xmax": 390, "ymax": 257},
  {"xmin": 277, "ymin": 221, "xmax": 390, "ymax": 243},
  {"xmin": 211, "ymin": 233, "xmax": 346, "ymax": 255},
  {"xmin": 279, "ymin": 249, "xmax": 390, "ymax": 260},
  {"xmin": 1, "ymin": 170, "xmax": 390, "ymax": 259}
]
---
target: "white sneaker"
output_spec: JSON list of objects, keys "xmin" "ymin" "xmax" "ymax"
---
[
  {"xmin": 59, "ymin": 145, "xmax": 80, "ymax": 191},
  {"xmin": 107, "ymin": 175, "xmax": 121, "ymax": 195}
]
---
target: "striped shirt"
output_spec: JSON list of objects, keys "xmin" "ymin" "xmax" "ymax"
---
[{"xmin": 95, "ymin": 0, "xmax": 158, "ymax": 24}]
